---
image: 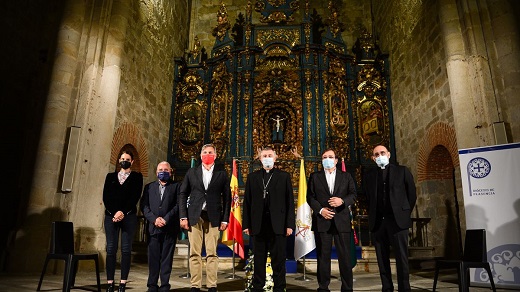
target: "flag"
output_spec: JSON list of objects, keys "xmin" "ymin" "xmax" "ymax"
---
[
  {"xmin": 349, "ymin": 205, "xmax": 358, "ymax": 268},
  {"xmin": 178, "ymin": 156, "xmax": 197, "ymax": 241},
  {"xmin": 221, "ymin": 159, "xmax": 245, "ymax": 259},
  {"xmin": 343, "ymin": 158, "xmax": 358, "ymax": 267},
  {"xmin": 294, "ymin": 159, "xmax": 316, "ymax": 260}
]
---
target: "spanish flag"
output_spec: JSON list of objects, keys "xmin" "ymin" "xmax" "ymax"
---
[
  {"xmin": 294, "ymin": 158, "xmax": 316, "ymax": 260},
  {"xmin": 221, "ymin": 159, "xmax": 245, "ymax": 259}
]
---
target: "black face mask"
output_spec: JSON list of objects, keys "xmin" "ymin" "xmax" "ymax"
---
[{"xmin": 120, "ymin": 160, "xmax": 131, "ymax": 170}]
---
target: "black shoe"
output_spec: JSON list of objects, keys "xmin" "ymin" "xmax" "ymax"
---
[
  {"xmin": 106, "ymin": 283, "xmax": 115, "ymax": 292},
  {"xmin": 190, "ymin": 288, "xmax": 200, "ymax": 292},
  {"xmin": 208, "ymin": 288, "xmax": 217, "ymax": 292},
  {"xmin": 118, "ymin": 283, "xmax": 126, "ymax": 292}
]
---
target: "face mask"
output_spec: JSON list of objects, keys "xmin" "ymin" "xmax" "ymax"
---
[
  {"xmin": 322, "ymin": 158, "xmax": 336, "ymax": 170},
  {"xmin": 120, "ymin": 160, "xmax": 131, "ymax": 170},
  {"xmin": 261, "ymin": 157, "xmax": 274, "ymax": 169},
  {"xmin": 201, "ymin": 154, "xmax": 216, "ymax": 165},
  {"xmin": 375, "ymin": 155, "xmax": 389, "ymax": 169},
  {"xmin": 157, "ymin": 171, "xmax": 170, "ymax": 182}
]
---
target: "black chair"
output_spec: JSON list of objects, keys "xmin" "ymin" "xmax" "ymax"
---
[
  {"xmin": 433, "ymin": 229, "xmax": 496, "ymax": 292},
  {"xmin": 37, "ymin": 221, "xmax": 101, "ymax": 292}
]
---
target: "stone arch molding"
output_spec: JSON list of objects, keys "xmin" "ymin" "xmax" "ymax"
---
[
  {"xmin": 111, "ymin": 122, "xmax": 149, "ymax": 177},
  {"xmin": 417, "ymin": 122, "xmax": 459, "ymax": 182}
]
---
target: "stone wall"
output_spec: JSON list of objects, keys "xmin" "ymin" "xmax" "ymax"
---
[
  {"xmin": 485, "ymin": 0, "xmax": 520, "ymax": 141},
  {"xmin": 372, "ymin": 0, "xmax": 454, "ymax": 177},
  {"xmin": 3, "ymin": 0, "xmax": 190, "ymax": 272},
  {"xmin": 372, "ymin": 0, "xmax": 457, "ymax": 256},
  {"xmin": 0, "ymin": 0, "xmax": 65, "ymax": 270},
  {"xmin": 117, "ymin": 0, "xmax": 189, "ymax": 179}
]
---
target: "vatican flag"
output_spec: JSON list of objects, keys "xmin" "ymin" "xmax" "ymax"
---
[{"xmin": 294, "ymin": 159, "xmax": 316, "ymax": 260}]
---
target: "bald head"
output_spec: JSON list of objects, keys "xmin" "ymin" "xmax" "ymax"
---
[{"xmin": 372, "ymin": 145, "xmax": 390, "ymax": 168}]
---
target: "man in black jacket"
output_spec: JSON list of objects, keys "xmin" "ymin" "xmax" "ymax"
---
[
  {"xmin": 243, "ymin": 147, "xmax": 295, "ymax": 292},
  {"xmin": 179, "ymin": 144, "xmax": 231, "ymax": 292},
  {"xmin": 363, "ymin": 145, "xmax": 417, "ymax": 292},
  {"xmin": 140, "ymin": 161, "xmax": 180, "ymax": 292},
  {"xmin": 307, "ymin": 149, "xmax": 357, "ymax": 292}
]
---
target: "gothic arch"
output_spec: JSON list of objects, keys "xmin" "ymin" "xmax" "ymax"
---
[
  {"xmin": 416, "ymin": 122, "xmax": 462, "ymax": 258},
  {"xmin": 111, "ymin": 122, "xmax": 149, "ymax": 177},
  {"xmin": 417, "ymin": 122, "xmax": 459, "ymax": 182}
]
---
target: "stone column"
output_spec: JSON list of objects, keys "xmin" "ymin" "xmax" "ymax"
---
[
  {"xmin": 69, "ymin": 0, "xmax": 132, "ymax": 262},
  {"xmin": 8, "ymin": 0, "xmax": 87, "ymax": 272},
  {"xmin": 439, "ymin": 0, "xmax": 501, "ymax": 149}
]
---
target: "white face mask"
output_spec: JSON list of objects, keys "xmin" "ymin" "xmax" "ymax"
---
[
  {"xmin": 261, "ymin": 157, "xmax": 274, "ymax": 169},
  {"xmin": 322, "ymin": 158, "xmax": 336, "ymax": 170},
  {"xmin": 375, "ymin": 155, "xmax": 389, "ymax": 169}
]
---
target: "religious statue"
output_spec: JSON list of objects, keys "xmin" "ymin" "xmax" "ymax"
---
[{"xmin": 271, "ymin": 114, "xmax": 285, "ymax": 143}]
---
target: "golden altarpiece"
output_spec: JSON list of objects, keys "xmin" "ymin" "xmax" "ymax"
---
[{"xmin": 168, "ymin": 1, "xmax": 396, "ymax": 229}]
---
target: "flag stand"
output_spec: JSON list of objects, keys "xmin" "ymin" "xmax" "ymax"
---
[
  {"xmin": 295, "ymin": 256, "xmax": 312, "ymax": 281},
  {"xmin": 179, "ymin": 237, "xmax": 191, "ymax": 278},
  {"xmin": 225, "ymin": 239, "xmax": 243, "ymax": 279}
]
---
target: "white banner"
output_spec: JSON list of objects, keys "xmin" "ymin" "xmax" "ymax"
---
[{"xmin": 459, "ymin": 143, "xmax": 520, "ymax": 289}]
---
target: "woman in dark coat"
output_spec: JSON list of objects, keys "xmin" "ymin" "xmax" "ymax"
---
[{"xmin": 102, "ymin": 151, "xmax": 143, "ymax": 292}]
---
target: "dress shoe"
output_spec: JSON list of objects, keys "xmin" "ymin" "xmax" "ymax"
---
[
  {"xmin": 208, "ymin": 287, "xmax": 217, "ymax": 292},
  {"xmin": 190, "ymin": 288, "xmax": 200, "ymax": 292},
  {"xmin": 106, "ymin": 282, "xmax": 115, "ymax": 292},
  {"xmin": 118, "ymin": 282, "xmax": 126, "ymax": 292}
]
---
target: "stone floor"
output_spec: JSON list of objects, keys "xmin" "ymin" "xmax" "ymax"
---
[{"xmin": 0, "ymin": 262, "xmax": 508, "ymax": 292}]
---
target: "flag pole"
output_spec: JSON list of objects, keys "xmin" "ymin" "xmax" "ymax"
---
[
  {"xmin": 225, "ymin": 239, "xmax": 243, "ymax": 279},
  {"xmin": 295, "ymin": 256, "xmax": 312, "ymax": 281}
]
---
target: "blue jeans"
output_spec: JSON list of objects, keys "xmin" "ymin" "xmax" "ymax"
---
[{"xmin": 104, "ymin": 213, "xmax": 137, "ymax": 281}]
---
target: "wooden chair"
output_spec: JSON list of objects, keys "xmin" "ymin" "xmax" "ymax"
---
[
  {"xmin": 433, "ymin": 229, "xmax": 496, "ymax": 292},
  {"xmin": 37, "ymin": 221, "xmax": 101, "ymax": 292}
]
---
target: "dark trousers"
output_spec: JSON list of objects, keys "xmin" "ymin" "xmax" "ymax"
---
[
  {"xmin": 372, "ymin": 217, "xmax": 411, "ymax": 292},
  {"xmin": 315, "ymin": 223, "xmax": 353, "ymax": 292},
  {"xmin": 104, "ymin": 213, "xmax": 138, "ymax": 281},
  {"xmin": 147, "ymin": 232, "xmax": 177, "ymax": 292},
  {"xmin": 251, "ymin": 217, "xmax": 287, "ymax": 292}
]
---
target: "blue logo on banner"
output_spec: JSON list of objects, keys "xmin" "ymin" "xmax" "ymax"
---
[
  {"xmin": 468, "ymin": 157, "xmax": 491, "ymax": 178},
  {"xmin": 467, "ymin": 157, "xmax": 492, "ymax": 196}
]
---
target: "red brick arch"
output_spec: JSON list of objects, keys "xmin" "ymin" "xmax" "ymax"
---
[
  {"xmin": 417, "ymin": 122, "xmax": 459, "ymax": 182},
  {"xmin": 110, "ymin": 122, "xmax": 149, "ymax": 177}
]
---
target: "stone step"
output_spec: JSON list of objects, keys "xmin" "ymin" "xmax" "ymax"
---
[{"xmin": 133, "ymin": 244, "xmax": 438, "ymax": 274}]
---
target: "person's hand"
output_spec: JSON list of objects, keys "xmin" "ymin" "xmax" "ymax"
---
[
  {"xmin": 180, "ymin": 219, "xmax": 189, "ymax": 230},
  {"xmin": 219, "ymin": 222, "xmax": 228, "ymax": 231},
  {"xmin": 112, "ymin": 211, "xmax": 124, "ymax": 222},
  {"xmin": 155, "ymin": 217, "xmax": 166, "ymax": 227},
  {"xmin": 290, "ymin": 147, "xmax": 301, "ymax": 159},
  {"xmin": 243, "ymin": 228, "xmax": 249, "ymax": 235},
  {"xmin": 328, "ymin": 197, "xmax": 344, "ymax": 208},
  {"xmin": 255, "ymin": 147, "xmax": 262, "ymax": 160},
  {"xmin": 321, "ymin": 208, "xmax": 335, "ymax": 220},
  {"xmin": 286, "ymin": 228, "xmax": 293, "ymax": 237}
]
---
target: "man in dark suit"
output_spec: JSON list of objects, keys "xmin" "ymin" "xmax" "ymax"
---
[
  {"xmin": 179, "ymin": 144, "xmax": 231, "ymax": 292},
  {"xmin": 243, "ymin": 147, "xmax": 295, "ymax": 292},
  {"xmin": 140, "ymin": 161, "xmax": 180, "ymax": 292},
  {"xmin": 363, "ymin": 145, "xmax": 417, "ymax": 292},
  {"xmin": 307, "ymin": 148, "xmax": 357, "ymax": 292}
]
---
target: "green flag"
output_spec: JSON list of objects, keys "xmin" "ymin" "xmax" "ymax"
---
[{"xmin": 178, "ymin": 156, "xmax": 196, "ymax": 241}]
